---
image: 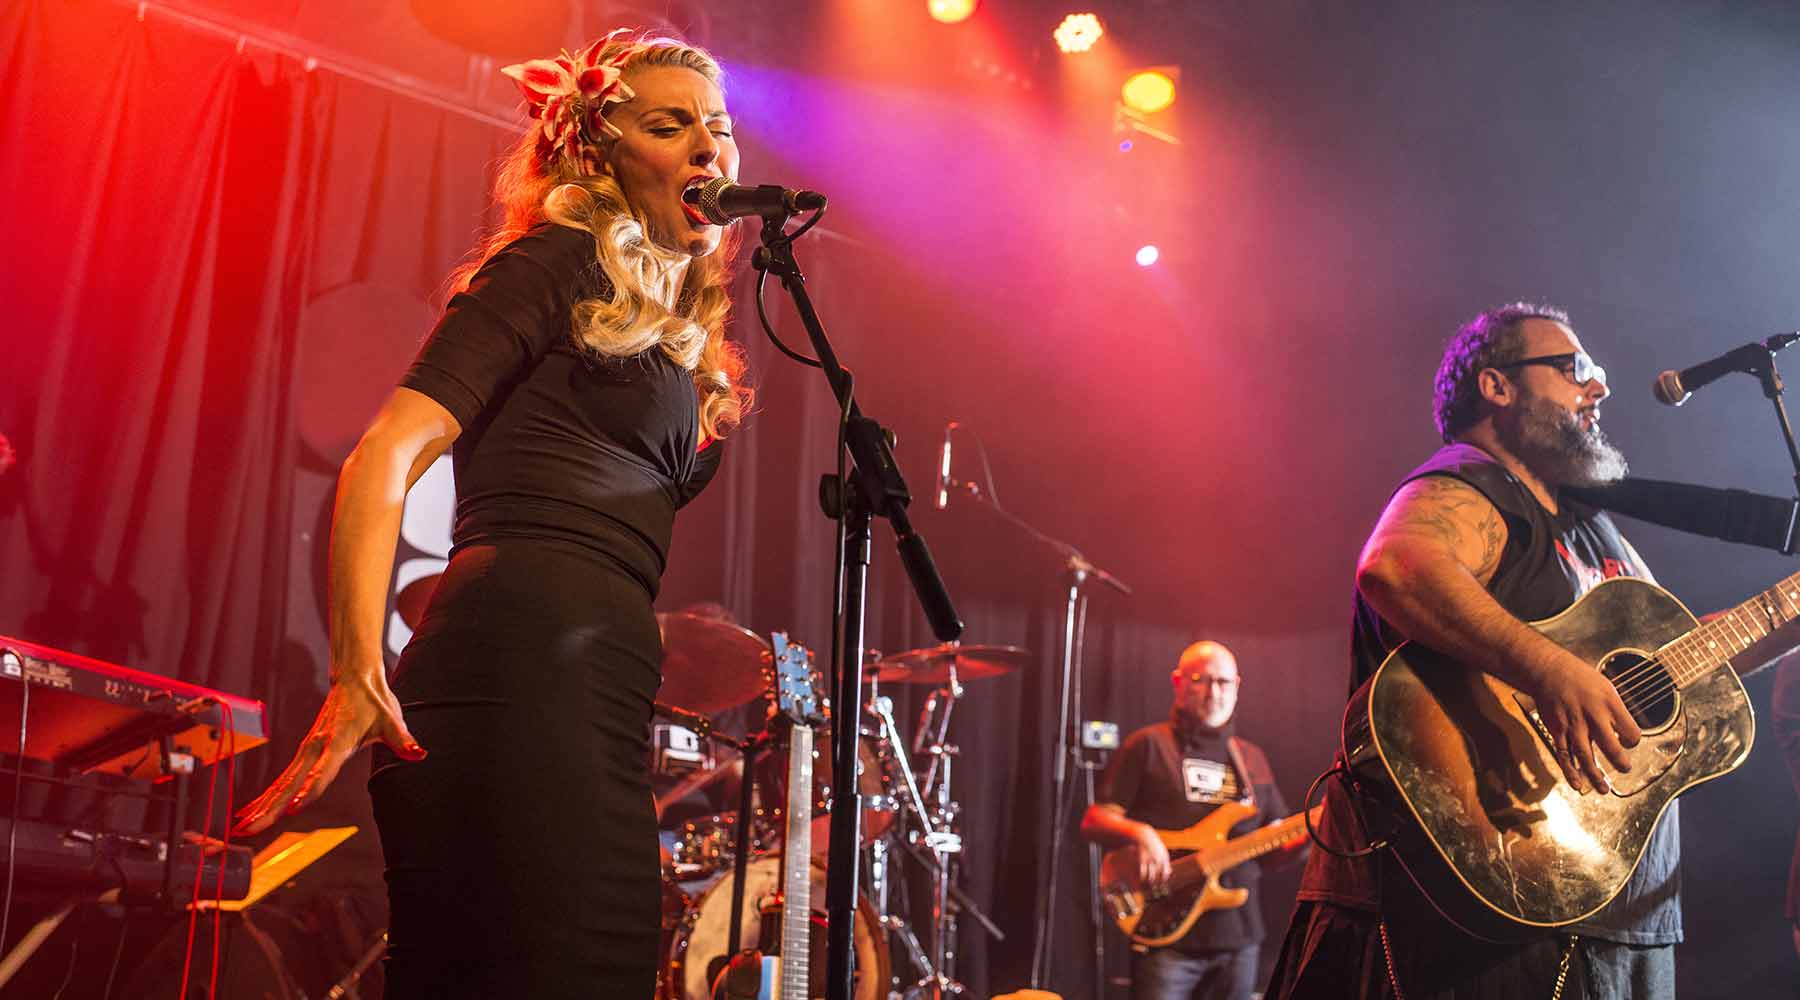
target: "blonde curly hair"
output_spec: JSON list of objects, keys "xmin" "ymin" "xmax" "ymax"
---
[{"xmin": 453, "ymin": 33, "xmax": 751, "ymax": 441}]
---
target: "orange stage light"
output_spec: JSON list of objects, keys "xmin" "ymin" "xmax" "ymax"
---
[
  {"xmin": 1121, "ymin": 69, "xmax": 1177, "ymax": 113},
  {"xmin": 928, "ymin": 0, "xmax": 978, "ymax": 24},
  {"xmin": 1053, "ymin": 13, "xmax": 1104, "ymax": 54}
]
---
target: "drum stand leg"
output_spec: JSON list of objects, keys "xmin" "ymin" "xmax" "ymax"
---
[
  {"xmin": 881, "ymin": 911, "xmax": 932, "ymax": 982},
  {"xmin": 727, "ymin": 732, "xmax": 769, "ymax": 956},
  {"xmin": 907, "ymin": 682, "xmax": 967, "ymax": 1000}
]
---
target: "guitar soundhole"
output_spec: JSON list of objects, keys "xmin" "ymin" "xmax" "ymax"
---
[{"xmin": 1600, "ymin": 652, "xmax": 1677, "ymax": 729}]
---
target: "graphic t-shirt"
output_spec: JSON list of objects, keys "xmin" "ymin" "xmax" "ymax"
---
[{"xmin": 1098, "ymin": 721, "xmax": 1291, "ymax": 953}]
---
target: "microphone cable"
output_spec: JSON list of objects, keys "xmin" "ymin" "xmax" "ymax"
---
[{"xmin": 751, "ymin": 205, "xmax": 829, "ymax": 370}]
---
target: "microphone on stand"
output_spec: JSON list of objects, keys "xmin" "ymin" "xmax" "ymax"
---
[
  {"xmin": 1653, "ymin": 333, "xmax": 1800, "ymax": 406},
  {"xmin": 682, "ymin": 177, "xmax": 826, "ymax": 225},
  {"xmin": 935, "ymin": 421, "xmax": 958, "ymax": 510}
]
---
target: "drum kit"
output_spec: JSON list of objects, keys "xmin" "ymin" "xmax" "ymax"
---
[{"xmin": 651, "ymin": 612, "xmax": 1025, "ymax": 1000}]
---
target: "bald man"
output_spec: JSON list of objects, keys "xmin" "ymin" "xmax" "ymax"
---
[{"xmin": 1081, "ymin": 641, "xmax": 1302, "ymax": 1000}]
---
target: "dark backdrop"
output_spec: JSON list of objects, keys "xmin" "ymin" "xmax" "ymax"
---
[{"xmin": 4, "ymin": 1, "xmax": 1800, "ymax": 996}]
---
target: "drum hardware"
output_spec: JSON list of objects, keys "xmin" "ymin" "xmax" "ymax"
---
[
  {"xmin": 888, "ymin": 835, "xmax": 1003, "ymax": 943},
  {"xmin": 653, "ymin": 752, "xmax": 744, "ymax": 823},
  {"xmin": 652, "ymin": 698, "xmax": 767, "ymax": 960},
  {"xmin": 654, "ymin": 635, "xmax": 1020, "ymax": 1000},
  {"xmin": 865, "ymin": 656, "xmax": 1005, "ymax": 1000},
  {"xmin": 654, "ymin": 717, "xmax": 714, "ymax": 776},
  {"xmin": 879, "ymin": 914, "xmax": 933, "ymax": 990},
  {"xmin": 669, "ymin": 811, "xmax": 779, "ymax": 881}
]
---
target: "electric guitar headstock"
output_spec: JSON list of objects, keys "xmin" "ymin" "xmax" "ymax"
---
[
  {"xmin": 771, "ymin": 632, "xmax": 823, "ymax": 729},
  {"xmin": 767, "ymin": 632, "xmax": 824, "ymax": 1000}
]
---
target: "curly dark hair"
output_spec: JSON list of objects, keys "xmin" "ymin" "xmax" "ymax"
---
[{"xmin": 1432, "ymin": 302, "xmax": 1571, "ymax": 442}]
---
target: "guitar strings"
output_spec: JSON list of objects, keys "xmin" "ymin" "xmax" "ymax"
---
[
  {"xmin": 1537, "ymin": 586, "xmax": 1800, "ymax": 748},
  {"xmin": 1613, "ymin": 609, "xmax": 1775, "ymax": 708},
  {"xmin": 1591, "ymin": 609, "xmax": 1763, "ymax": 718}
]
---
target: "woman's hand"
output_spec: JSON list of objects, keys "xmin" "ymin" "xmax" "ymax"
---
[{"xmin": 232, "ymin": 667, "xmax": 424, "ymax": 836}]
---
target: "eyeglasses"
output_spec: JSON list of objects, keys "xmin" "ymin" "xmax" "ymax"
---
[
  {"xmin": 1179, "ymin": 673, "xmax": 1238, "ymax": 689},
  {"xmin": 1497, "ymin": 352, "xmax": 1607, "ymax": 389}
]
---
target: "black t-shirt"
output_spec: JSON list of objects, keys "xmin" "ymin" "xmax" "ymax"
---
[
  {"xmin": 1098, "ymin": 721, "xmax": 1292, "ymax": 953},
  {"xmin": 400, "ymin": 222, "xmax": 722, "ymax": 596},
  {"xmin": 1296, "ymin": 443, "xmax": 1681, "ymax": 946}
]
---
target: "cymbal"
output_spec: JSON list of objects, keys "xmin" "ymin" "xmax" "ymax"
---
[
  {"xmin": 657, "ymin": 612, "xmax": 773, "ymax": 714},
  {"xmin": 865, "ymin": 643, "xmax": 1031, "ymax": 684}
]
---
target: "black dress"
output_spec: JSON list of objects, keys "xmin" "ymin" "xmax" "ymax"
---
[{"xmin": 368, "ymin": 223, "xmax": 722, "ymax": 998}]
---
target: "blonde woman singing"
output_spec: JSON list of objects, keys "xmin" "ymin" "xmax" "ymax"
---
[{"xmin": 235, "ymin": 31, "xmax": 753, "ymax": 997}]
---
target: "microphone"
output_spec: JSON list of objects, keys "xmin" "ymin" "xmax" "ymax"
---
[
  {"xmin": 682, "ymin": 177, "xmax": 826, "ymax": 225},
  {"xmin": 1653, "ymin": 333, "xmax": 1800, "ymax": 406},
  {"xmin": 935, "ymin": 422, "xmax": 957, "ymax": 510}
]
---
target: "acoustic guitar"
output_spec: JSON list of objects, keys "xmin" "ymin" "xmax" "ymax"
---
[{"xmin": 1342, "ymin": 572, "xmax": 1793, "ymax": 939}]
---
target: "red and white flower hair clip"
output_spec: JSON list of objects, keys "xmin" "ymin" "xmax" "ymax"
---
[{"xmin": 501, "ymin": 29, "xmax": 640, "ymax": 160}]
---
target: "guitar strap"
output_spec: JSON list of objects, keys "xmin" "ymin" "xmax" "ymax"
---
[
  {"xmin": 1565, "ymin": 476, "xmax": 1800, "ymax": 554},
  {"xmin": 1224, "ymin": 736, "xmax": 1256, "ymax": 809}
]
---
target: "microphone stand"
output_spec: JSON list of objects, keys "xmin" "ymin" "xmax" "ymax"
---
[
  {"xmin": 940, "ymin": 476, "xmax": 1130, "ymax": 994},
  {"xmin": 752, "ymin": 212, "xmax": 965, "ymax": 1000},
  {"xmin": 1748, "ymin": 334, "xmax": 1800, "ymax": 506}
]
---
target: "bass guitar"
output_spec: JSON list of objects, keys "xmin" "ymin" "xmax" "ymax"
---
[
  {"xmin": 1097, "ymin": 802, "xmax": 1318, "ymax": 947},
  {"xmin": 1342, "ymin": 572, "xmax": 1793, "ymax": 940}
]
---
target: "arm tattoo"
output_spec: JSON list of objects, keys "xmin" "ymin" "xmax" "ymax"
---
[
  {"xmin": 1393, "ymin": 477, "xmax": 1506, "ymax": 579},
  {"xmin": 1475, "ymin": 504, "xmax": 1505, "ymax": 579}
]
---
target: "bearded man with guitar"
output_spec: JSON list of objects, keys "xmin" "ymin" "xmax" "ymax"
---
[
  {"xmin": 1267, "ymin": 303, "xmax": 1800, "ymax": 999},
  {"xmin": 1081, "ymin": 640, "xmax": 1308, "ymax": 1000}
]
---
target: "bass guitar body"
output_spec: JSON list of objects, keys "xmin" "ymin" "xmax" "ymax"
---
[
  {"xmin": 1097, "ymin": 801, "xmax": 1315, "ymax": 948},
  {"xmin": 1097, "ymin": 801, "xmax": 1260, "ymax": 948}
]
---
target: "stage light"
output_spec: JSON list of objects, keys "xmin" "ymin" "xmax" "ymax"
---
[
  {"xmin": 1118, "ymin": 139, "xmax": 1133, "ymax": 152},
  {"xmin": 1121, "ymin": 69, "xmax": 1177, "ymax": 113},
  {"xmin": 928, "ymin": 0, "xmax": 977, "ymax": 24},
  {"xmin": 1053, "ymin": 13, "xmax": 1103, "ymax": 54},
  {"xmin": 1136, "ymin": 244, "xmax": 1159, "ymax": 267}
]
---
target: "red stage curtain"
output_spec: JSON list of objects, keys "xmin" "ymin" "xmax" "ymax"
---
[{"xmin": 0, "ymin": 0, "xmax": 507, "ymax": 749}]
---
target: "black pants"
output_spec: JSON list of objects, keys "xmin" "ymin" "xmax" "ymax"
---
[
  {"xmin": 369, "ymin": 540, "xmax": 663, "ymax": 998},
  {"xmin": 1266, "ymin": 900, "xmax": 1671, "ymax": 1000}
]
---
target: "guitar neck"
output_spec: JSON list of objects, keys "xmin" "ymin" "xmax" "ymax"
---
[
  {"xmin": 1163, "ymin": 807, "xmax": 1317, "ymax": 890},
  {"xmin": 779, "ymin": 724, "xmax": 814, "ymax": 1000},
  {"xmin": 1661, "ymin": 568, "xmax": 1800, "ymax": 686}
]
